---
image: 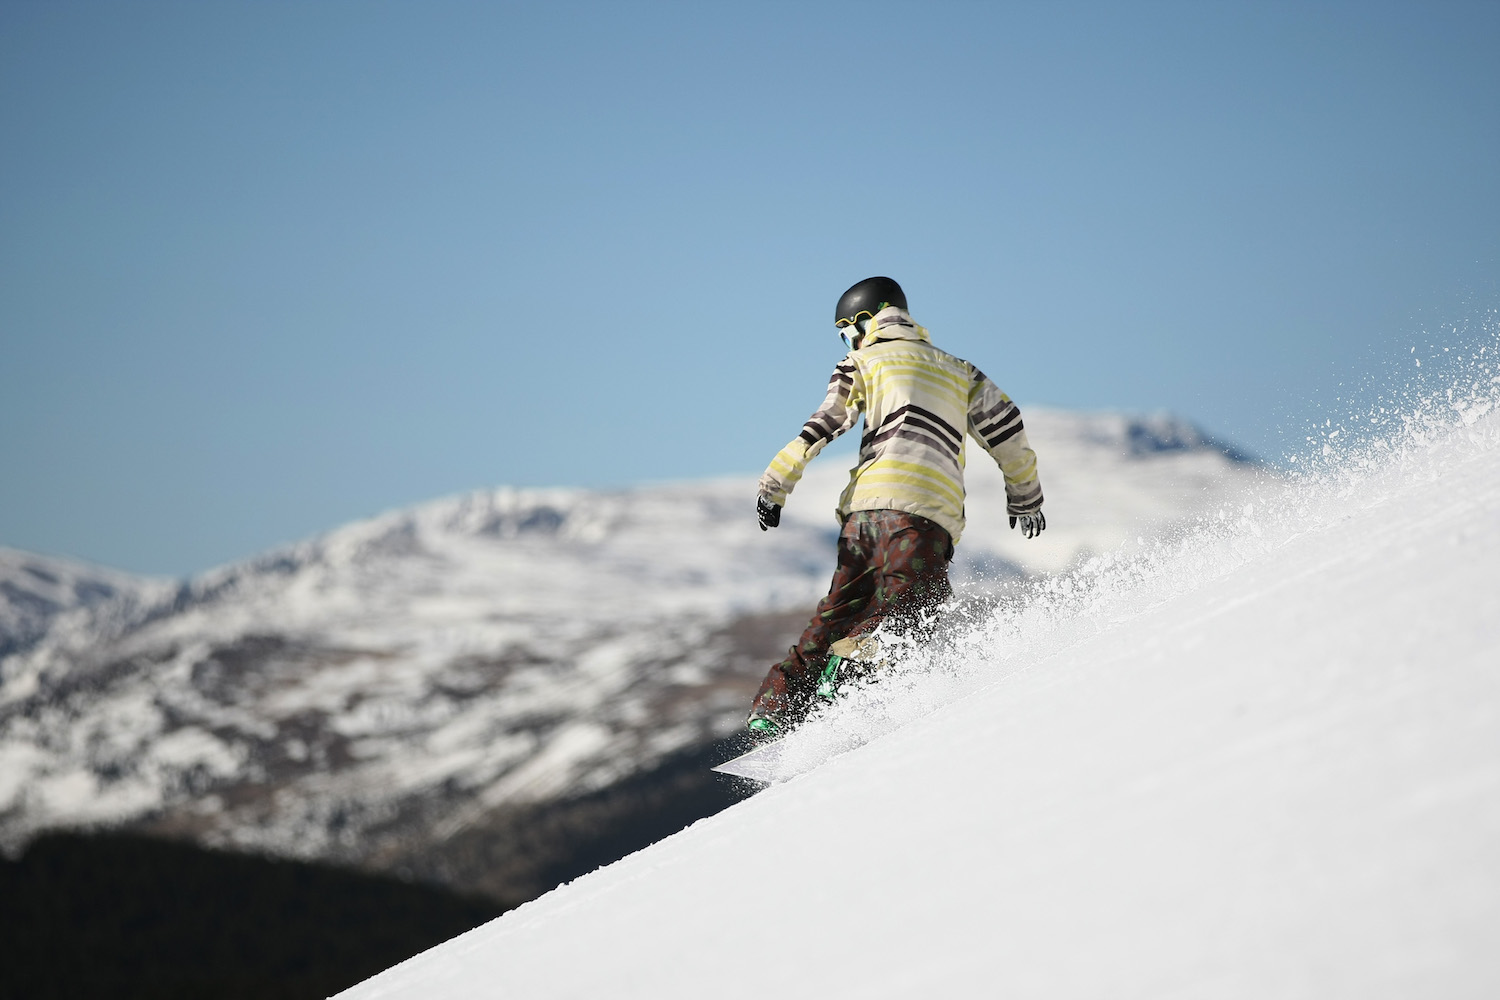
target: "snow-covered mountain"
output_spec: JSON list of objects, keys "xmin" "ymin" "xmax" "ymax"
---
[
  {"xmin": 0, "ymin": 410, "xmax": 1261, "ymax": 898},
  {"xmin": 0, "ymin": 549, "xmax": 162, "ymax": 662},
  {"xmin": 336, "ymin": 384, "xmax": 1500, "ymax": 997}
]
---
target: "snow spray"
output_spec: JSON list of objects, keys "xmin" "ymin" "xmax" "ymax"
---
[{"xmin": 756, "ymin": 309, "xmax": 1500, "ymax": 784}]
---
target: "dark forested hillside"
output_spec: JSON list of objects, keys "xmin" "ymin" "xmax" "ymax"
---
[{"xmin": 0, "ymin": 832, "xmax": 508, "ymax": 1000}]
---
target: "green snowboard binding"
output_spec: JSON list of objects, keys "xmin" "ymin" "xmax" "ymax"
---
[{"xmin": 815, "ymin": 635, "xmax": 885, "ymax": 701}]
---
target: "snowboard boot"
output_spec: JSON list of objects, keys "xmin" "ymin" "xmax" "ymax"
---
[
  {"xmin": 745, "ymin": 709, "xmax": 781, "ymax": 742},
  {"xmin": 745, "ymin": 683, "xmax": 796, "ymax": 742}
]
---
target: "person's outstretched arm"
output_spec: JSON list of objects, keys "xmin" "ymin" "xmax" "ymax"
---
[
  {"xmin": 756, "ymin": 359, "xmax": 862, "ymax": 528},
  {"xmin": 966, "ymin": 370, "xmax": 1045, "ymax": 533}
]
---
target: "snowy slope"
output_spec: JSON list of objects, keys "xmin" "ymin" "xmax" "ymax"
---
[
  {"xmin": 0, "ymin": 411, "xmax": 1256, "ymax": 894},
  {"xmin": 338, "ymin": 395, "xmax": 1500, "ymax": 996}
]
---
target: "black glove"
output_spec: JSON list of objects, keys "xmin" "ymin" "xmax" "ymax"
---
[
  {"xmin": 1009, "ymin": 511, "xmax": 1046, "ymax": 539},
  {"xmin": 756, "ymin": 495, "xmax": 782, "ymax": 531}
]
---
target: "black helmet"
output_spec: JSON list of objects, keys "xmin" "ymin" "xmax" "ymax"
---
[{"xmin": 835, "ymin": 276, "xmax": 906, "ymax": 328}]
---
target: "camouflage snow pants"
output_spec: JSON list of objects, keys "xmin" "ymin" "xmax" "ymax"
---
[{"xmin": 750, "ymin": 509, "xmax": 953, "ymax": 723}]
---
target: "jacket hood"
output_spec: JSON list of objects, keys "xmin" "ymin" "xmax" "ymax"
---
[{"xmin": 861, "ymin": 307, "xmax": 931, "ymax": 347}]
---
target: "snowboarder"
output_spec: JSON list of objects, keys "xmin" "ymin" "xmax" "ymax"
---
[{"xmin": 748, "ymin": 276, "xmax": 1046, "ymax": 739}]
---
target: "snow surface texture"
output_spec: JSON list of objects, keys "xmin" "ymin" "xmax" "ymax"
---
[
  {"xmin": 340, "ymin": 342, "xmax": 1500, "ymax": 997},
  {"xmin": 0, "ymin": 410, "xmax": 1254, "ymax": 880}
]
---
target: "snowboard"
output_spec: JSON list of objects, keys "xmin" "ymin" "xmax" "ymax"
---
[
  {"xmin": 716, "ymin": 645, "xmax": 890, "ymax": 782},
  {"xmin": 712, "ymin": 737, "xmax": 789, "ymax": 782},
  {"xmin": 713, "ymin": 716, "xmax": 885, "ymax": 783},
  {"xmin": 714, "ymin": 652, "xmax": 848, "ymax": 782}
]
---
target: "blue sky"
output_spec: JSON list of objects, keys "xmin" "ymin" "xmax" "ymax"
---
[{"xmin": 3, "ymin": 1, "xmax": 1497, "ymax": 576}]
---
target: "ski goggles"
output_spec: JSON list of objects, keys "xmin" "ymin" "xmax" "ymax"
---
[{"xmin": 836, "ymin": 312, "xmax": 874, "ymax": 349}]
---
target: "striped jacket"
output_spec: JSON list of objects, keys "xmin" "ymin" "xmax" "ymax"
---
[{"xmin": 759, "ymin": 307, "xmax": 1043, "ymax": 545}]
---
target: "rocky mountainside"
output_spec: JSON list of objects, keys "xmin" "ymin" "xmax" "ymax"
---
[{"xmin": 0, "ymin": 410, "xmax": 1265, "ymax": 900}]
